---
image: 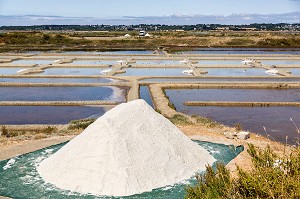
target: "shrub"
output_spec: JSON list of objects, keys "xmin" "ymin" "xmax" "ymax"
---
[
  {"xmin": 234, "ymin": 123, "xmax": 243, "ymax": 132},
  {"xmin": 185, "ymin": 163, "xmax": 235, "ymax": 199},
  {"xmin": 185, "ymin": 144, "xmax": 300, "ymax": 199},
  {"xmin": 236, "ymin": 144, "xmax": 300, "ymax": 198},
  {"xmin": 1, "ymin": 125, "xmax": 9, "ymax": 137},
  {"xmin": 41, "ymin": 126, "xmax": 57, "ymax": 134}
]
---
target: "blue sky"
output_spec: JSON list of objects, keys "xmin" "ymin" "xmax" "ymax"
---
[
  {"xmin": 1, "ymin": 0, "xmax": 299, "ymax": 17},
  {"xmin": 0, "ymin": 0, "xmax": 300, "ymax": 25}
]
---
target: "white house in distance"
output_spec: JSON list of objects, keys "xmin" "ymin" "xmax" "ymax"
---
[{"xmin": 139, "ymin": 30, "xmax": 146, "ymax": 36}]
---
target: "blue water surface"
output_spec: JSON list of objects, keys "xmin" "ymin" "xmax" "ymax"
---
[{"xmin": 0, "ymin": 141, "xmax": 243, "ymax": 199}]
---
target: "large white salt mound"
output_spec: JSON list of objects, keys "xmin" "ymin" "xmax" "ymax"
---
[{"xmin": 37, "ymin": 99, "xmax": 215, "ymax": 197}]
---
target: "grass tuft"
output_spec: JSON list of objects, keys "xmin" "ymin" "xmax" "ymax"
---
[
  {"xmin": 191, "ymin": 115, "xmax": 221, "ymax": 128},
  {"xmin": 169, "ymin": 114, "xmax": 193, "ymax": 125},
  {"xmin": 68, "ymin": 118, "xmax": 96, "ymax": 130}
]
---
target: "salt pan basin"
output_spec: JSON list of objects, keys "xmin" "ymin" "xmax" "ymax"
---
[{"xmin": 37, "ymin": 99, "xmax": 215, "ymax": 197}]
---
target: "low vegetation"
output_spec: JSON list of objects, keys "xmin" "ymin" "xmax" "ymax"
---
[
  {"xmin": 68, "ymin": 118, "xmax": 96, "ymax": 130},
  {"xmin": 185, "ymin": 144, "xmax": 300, "ymax": 199},
  {"xmin": 168, "ymin": 102, "xmax": 177, "ymax": 111},
  {"xmin": 0, "ymin": 126, "xmax": 9, "ymax": 137},
  {"xmin": 0, "ymin": 118, "xmax": 96, "ymax": 144},
  {"xmin": 170, "ymin": 114, "xmax": 193, "ymax": 125},
  {"xmin": 0, "ymin": 32, "xmax": 90, "ymax": 45},
  {"xmin": 191, "ymin": 115, "xmax": 222, "ymax": 128},
  {"xmin": 0, "ymin": 125, "xmax": 58, "ymax": 140},
  {"xmin": 1, "ymin": 31, "xmax": 300, "ymax": 52},
  {"xmin": 234, "ymin": 123, "xmax": 243, "ymax": 132}
]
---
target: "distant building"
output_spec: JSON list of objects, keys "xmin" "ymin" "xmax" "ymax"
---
[
  {"xmin": 139, "ymin": 30, "xmax": 146, "ymax": 36},
  {"xmin": 216, "ymin": 27, "xmax": 230, "ymax": 31}
]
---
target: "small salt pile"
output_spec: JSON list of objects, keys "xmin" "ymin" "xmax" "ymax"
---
[{"xmin": 37, "ymin": 100, "xmax": 215, "ymax": 197}]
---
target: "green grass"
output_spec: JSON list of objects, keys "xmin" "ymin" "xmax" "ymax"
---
[
  {"xmin": 191, "ymin": 115, "xmax": 221, "ymax": 128},
  {"xmin": 225, "ymin": 38, "xmax": 255, "ymax": 46},
  {"xmin": 68, "ymin": 118, "xmax": 96, "ymax": 130},
  {"xmin": 0, "ymin": 32, "xmax": 91, "ymax": 45},
  {"xmin": 0, "ymin": 125, "xmax": 57, "ymax": 138},
  {"xmin": 185, "ymin": 144, "xmax": 300, "ymax": 199},
  {"xmin": 1, "ymin": 32, "xmax": 300, "ymax": 52},
  {"xmin": 168, "ymin": 102, "xmax": 177, "ymax": 110},
  {"xmin": 169, "ymin": 114, "xmax": 193, "ymax": 125},
  {"xmin": 257, "ymin": 38, "xmax": 300, "ymax": 47},
  {"xmin": 155, "ymin": 108, "xmax": 162, "ymax": 114},
  {"xmin": 41, "ymin": 126, "xmax": 57, "ymax": 134}
]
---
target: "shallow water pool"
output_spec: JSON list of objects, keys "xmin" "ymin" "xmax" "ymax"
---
[
  {"xmin": 0, "ymin": 68, "xmax": 26, "ymax": 75},
  {"xmin": 0, "ymin": 106, "xmax": 107, "ymax": 125},
  {"xmin": 176, "ymin": 48, "xmax": 300, "ymax": 55},
  {"xmin": 166, "ymin": 89, "xmax": 300, "ymax": 103},
  {"xmin": 197, "ymin": 60, "xmax": 242, "ymax": 65},
  {"xmin": 0, "ymin": 140, "xmax": 243, "ymax": 199},
  {"xmin": 0, "ymin": 86, "xmax": 126, "ymax": 102},
  {"xmin": 171, "ymin": 104, "xmax": 300, "ymax": 144},
  {"xmin": 71, "ymin": 60, "xmax": 116, "ymax": 65},
  {"xmin": 41, "ymin": 68, "xmax": 106, "ymax": 76},
  {"xmin": 117, "ymin": 68, "xmax": 189, "ymax": 77},
  {"xmin": 166, "ymin": 89, "xmax": 300, "ymax": 144},
  {"xmin": 140, "ymin": 77, "xmax": 300, "ymax": 82},
  {"xmin": 290, "ymin": 68, "xmax": 300, "ymax": 76},
  {"xmin": 0, "ymin": 77, "xmax": 112, "ymax": 83},
  {"xmin": 10, "ymin": 60, "xmax": 55, "ymax": 65},
  {"xmin": 135, "ymin": 60, "xmax": 180, "ymax": 65},
  {"xmin": 139, "ymin": 86, "xmax": 154, "ymax": 108},
  {"xmin": 262, "ymin": 60, "xmax": 300, "ymax": 65},
  {"xmin": 199, "ymin": 68, "xmax": 271, "ymax": 76}
]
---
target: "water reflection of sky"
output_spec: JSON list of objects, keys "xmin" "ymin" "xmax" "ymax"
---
[
  {"xmin": 41, "ymin": 68, "xmax": 105, "ymax": 76},
  {"xmin": 200, "ymin": 68, "xmax": 270, "ymax": 76},
  {"xmin": 117, "ymin": 68, "xmax": 188, "ymax": 76}
]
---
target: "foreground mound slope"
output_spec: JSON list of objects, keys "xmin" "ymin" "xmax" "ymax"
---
[{"xmin": 37, "ymin": 99, "xmax": 215, "ymax": 196}]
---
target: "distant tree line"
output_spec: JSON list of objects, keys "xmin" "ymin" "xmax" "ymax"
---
[{"xmin": 0, "ymin": 23, "xmax": 299, "ymax": 31}]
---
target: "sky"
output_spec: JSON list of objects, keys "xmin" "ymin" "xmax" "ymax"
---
[{"xmin": 0, "ymin": 0, "xmax": 300, "ymax": 25}]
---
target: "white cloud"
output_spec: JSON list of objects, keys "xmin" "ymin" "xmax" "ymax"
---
[{"xmin": 0, "ymin": 12, "xmax": 299, "ymax": 26}]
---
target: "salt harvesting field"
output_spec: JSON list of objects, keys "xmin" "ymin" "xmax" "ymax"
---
[
  {"xmin": 1, "ymin": 49, "xmax": 299, "ymax": 136},
  {"xmin": 0, "ymin": 49, "xmax": 300, "ymax": 198}
]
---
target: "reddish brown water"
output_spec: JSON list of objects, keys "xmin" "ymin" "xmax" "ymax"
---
[
  {"xmin": 166, "ymin": 89, "xmax": 300, "ymax": 144},
  {"xmin": 0, "ymin": 106, "xmax": 107, "ymax": 125}
]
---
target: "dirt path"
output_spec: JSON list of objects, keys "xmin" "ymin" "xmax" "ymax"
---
[{"xmin": 0, "ymin": 135, "xmax": 75, "ymax": 161}]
